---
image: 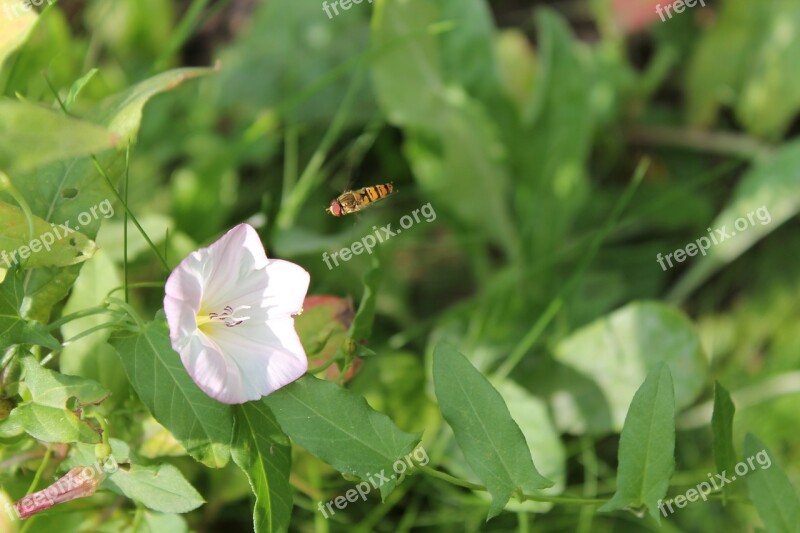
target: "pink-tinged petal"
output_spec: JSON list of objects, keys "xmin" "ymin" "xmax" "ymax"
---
[
  {"xmin": 206, "ymin": 317, "xmax": 308, "ymax": 398},
  {"xmin": 178, "ymin": 333, "xmax": 264, "ymax": 404},
  {"xmin": 262, "ymin": 259, "xmax": 311, "ymax": 317},
  {"xmin": 201, "ymin": 224, "xmax": 269, "ymax": 308}
]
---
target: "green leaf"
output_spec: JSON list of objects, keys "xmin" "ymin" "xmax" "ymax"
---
[
  {"xmin": 744, "ymin": 433, "xmax": 800, "ymax": 533},
  {"xmin": 232, "ymin": 402, "xmax": 292, "ymax": 533},
  {"xmin": 553, "ymin": 301, "xmax": 706, "ymax": 433},
  {"xmin": 711, "ymin": 381, "xmax": 737, "ymax": 476},
  {"xmin": 264, "ymin": 375, "xmax": 419, "ymax": 499},
  {"xmin": 133, "ymin": 511, "xmax": 189, "ymax": 533},
  {"xmin": 599, "ymin": 364, "xmax": 675, "ymax": 522},
  {"xmin": 432, "ymin": 343, "xmax": 552, "ymax": 518},
  {"xmin": 0, "ymin": 402, "xmax": 100, "ymax": 443},
  {"xmin": 0, "ymin": 200, "xmax": 97, "ymax": 269},
  {"xmin": 686, "ymin": 0, "xmax": 800, "ymax": 138},
  {"xmin": 0, "ymin": 100, "xmax": 118, "ymax": 172},
  {"xmin": 349, "ymin": 259, "xmax": 380, "ymax": 342},
  {"xmin": 91, "ymin": 66, "xmax": 216, "ymax": 143},
  {"xmin": 108, "ymin": 317, "xmax": 234, "ymax": 468},
  {"xmin": 10, "ymin": 67, "xmax": 212, "ymax": 322},
  {"xmin": 64, "ymin": 68, "xmax": 99, "ymax": 112},
  {"xmin": 21, "ymin": 353, "xmax": 109, "ymax": 409},
  {"xmin": 670, "ymin": 141, "xmax": 800, "ymax": 302},
  {"xmin": 106, "ymin": 463, "xmax": 205, "ymax": 513},
  {"xmin": 0, "ymin": 0, "xmax": 37, "ymax": 70},
  {"xmin": 371, "ymin": 0, "xmax": 518, "ymax": 257},
  {"xmin": 0, "ymin": 268, "xmax": 60, "ymax": 350}
]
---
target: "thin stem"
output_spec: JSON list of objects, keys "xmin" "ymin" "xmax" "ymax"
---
[
  {"xmin": 106, "ymin": 282, "xmax": 165, "ymax": 300},
  {"xmin": 276, "ymin": 69, "xmax": 366, "ymax": 230},
  {"xmin": 24, "ymin": 445, "xmax": 52, "ymax": 496},
  {"xmin": 47, "ymin": 306, "xmax": 110, "ymax": 331},
  {"xmin": 628, "ymin": 126, "xmax": 774, "ymax": 161},
  {"xmin": 417, "ymin": 465, "xmax": 607, "ymax": 506},
  {"xmin": 495, "ymin": 158, "xmax": 649, "ymax": 378},
  {"xmin": 61, "ymin": 321, "xmax": 123, "ymax": 347},
  {"xmin": 105, "ymin": 297, "xmax": 146, "ymax": 330},
  {"xmin": 124, "ymin": 143, "xmax": 130, "ymax": 302},
  {"xmin": 91, "ymin": 156, "xmax": 170, "ymax": 272},
  {"xmin": 154, "ymin": 0, "xmax": 213, "ymax": 71}
]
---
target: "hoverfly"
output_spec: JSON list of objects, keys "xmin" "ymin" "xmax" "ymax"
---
[{"xmin": 326, "ymin": 183, "xmax": 396, "ymax": 217}]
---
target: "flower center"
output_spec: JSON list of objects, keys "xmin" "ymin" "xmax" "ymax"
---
[{"xmin": 197, "ymin": 305, "xmax": 251, "ymax": 329}]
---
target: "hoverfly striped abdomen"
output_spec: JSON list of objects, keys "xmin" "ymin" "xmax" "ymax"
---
[{"xmin": 326, "ymin": 183, "xmax": 395, "ymax": 217}]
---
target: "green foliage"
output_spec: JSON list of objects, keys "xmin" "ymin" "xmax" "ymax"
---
[
  {"xmin": 264, "ymin": 375, "xmax": 420, "ymax": 499},
  {"xmin": 108, "ymin": 318, "xmax": 234, "ymax": 468},
  {"xmin": 599, "ymin": 364, "xmax": 675, "ymax": 521},
  {"xmin": 0, "ymin": 0, "xmax": 798, "ymax": 531},
  {"xmin": 433, "ymin": 343, "xmax": 552, "ymax": 517}
]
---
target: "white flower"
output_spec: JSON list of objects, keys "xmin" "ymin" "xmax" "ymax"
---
[{"xmin": 164, "ymin": 223, "xmax": 310, "ymax": 404}]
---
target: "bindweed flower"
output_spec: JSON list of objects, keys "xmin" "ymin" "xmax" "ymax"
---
[
  {"xmin": 164, "ymin": 223, "xmax": 310, "ymax": 404},
  {"xmin": 14, "ymin": 466, "xmax": 105, "ymax": 519}
]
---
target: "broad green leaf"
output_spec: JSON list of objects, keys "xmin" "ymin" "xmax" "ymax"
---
[
  {"xmin": 599, "ymin": 364, "xmax": 675, "ymax": 521},
  {"xmin": 0, "ymin": 0, "xmax": 37, "ymax": 70},
  {"xmin": 349, "ymin": 259, "xmax": 380, "ymax": 342},
  {"xmin": 108, "ymin": 317, "xmax": 234, "ymax": 468},
  {"xmin": 21, "ymin": 354, "xmax": 109, "ymax": 408},
  {"xmin": 553, "ymin": 301, "xmax": 706, "ymax": 433},
  {"xmin": 232, "ymin": 402, "xmax": 292, "ymax": 533},
  {"xmin": 0, "ymin": 268, "xmax": 59, "ymax": 350},
  {"xmin": 133, "ymin": 511, "xmax": 189, "ymax": 533},
  {"xmin": 0, "ymin": 200, "xmax": 96, "ymax": 269},
  {"xmin": 0, "ymin": 100, "xmax": 118, "ymax": 172},
  {"xmin": 105, "ymin": 463, "xmax": 204, "ymax": 513},
  {"xmin": 711, "ymin": 382, "xmax": 737, "ymax": 476},
  {"xmin": 670, "ymin": 141, "xmax": 800, "ymax": 302},
  {"xmin": 443, "ymin": 378, "xmax": 565, "ymax": 514},
  {"xmin": 432, "ymin": 343, "xmax": 552, "ymax": 518},
  {"xmin": 745, "ymin": 433, "xmax": 800, "ymax": 532},
  {"xmin": 264, "ymin": 375, "xmax": 419, "ymax": 499},
  {"xmin": 11, "ymin": 68, "xmax": 212, "ymax": 322},
  {"xmin": 0, "ymin": 402, "xmax": 100, "ymax": 443}
]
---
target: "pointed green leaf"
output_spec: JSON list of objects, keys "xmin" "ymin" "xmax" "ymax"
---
[
  {"xmin": 711, "ymin": 381, "xmax": 737, "ymax": 476},
  {"xmin": 264, "ymin": 375, "xmax": 419, "ymax": 499},
  {"xmin": 0, "ymin": 200, "xmax": 96, "ymax": 269},
  {"xmin": 64, "ymin": 69, "xmax": 99, "ymax": 111},
  {"xmin": 232, "ymin": 402, "xmax": 292, "ymax": 533},
  {"xmin": 744, "ymin": 433, "xmax": 800, "ymax": 533},
  {"xmin": 108, "ymin": 317, "xmax": 233, "ymax": 468},
  {"xmin": 106, "ymin": 463, "xmax": 204, "ymax": 513},
  {"xmin": 0, "ymin": 100, "xmax": 118, "ymax": 172},
  {"xmin": 599, "ymin": 364, "xmax": 675, "ymax": 521},
  {"xmin": 0, "ymin": 268, "xmax": 59, "ymax": 350},
  {"xmin": 432, "ymin": 343, "xmax": 552, "ymax": 518}
]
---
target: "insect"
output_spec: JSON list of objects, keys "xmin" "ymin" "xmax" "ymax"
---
[{"xmin": 326, "ymin": 183, "xmax": 396, "ymax": 217}]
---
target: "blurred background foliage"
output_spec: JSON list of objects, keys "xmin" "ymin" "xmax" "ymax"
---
[{"xmin": 1, "ymin": 0, "xmax": 799, "ymax": 531}]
